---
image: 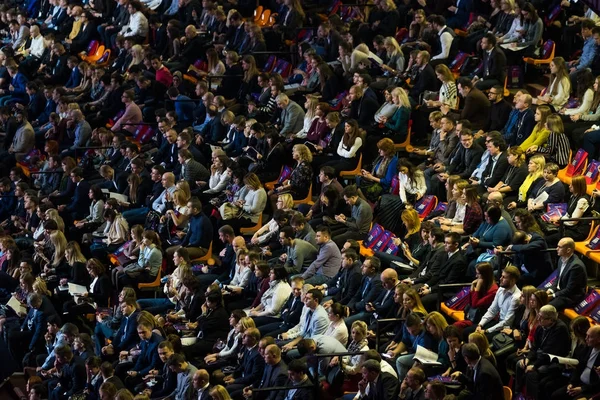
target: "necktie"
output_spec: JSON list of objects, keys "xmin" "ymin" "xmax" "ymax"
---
[
  {"xmin": 305, "ymin": 310, "xmax": 314, "ymax": 336},
  {"xmin": 557, "ymin": 260, "xmax": 566, "ymax": 290},
  {"xmin": 361, "ymin": 279, "xmax": 370, "ymax": 298},
  {"xmin": 122, "ymin": 317, "xmax": 129, "ymax": 341}
]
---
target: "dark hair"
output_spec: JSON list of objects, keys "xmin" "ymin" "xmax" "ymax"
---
[
  {"xmin": 457, "ymin": 76, "xmax": 473, "ymax": 89},
  {"xmin": 482, "ymin": 32, "xmax": 497, "ymax": 47},
  {"xmin": 280, "ymin": 225, "xmax": 294, "ymax": 239},
  {"xmin": 427, "ymin": 14, "xmax": 446, "ymax": 26},
  {"xmin": 342, "ymin": 184, "xmax": 359, "ymax": 198},
  {"xmin": 443, "ymin": 325, "xmax": 461, "ymax": 340},
  {"xmin": 316, "ymin": 225, "xmax": 331, "ymax": 236},
  {"xmin": 485, "ymin": 206, "xmax": 502, "ymax": 224},
  {"xmin": 270, "ymin": 266, "xmax": 288, "ymax": 281},
  {"xmin": 306, "ymin": 288, "xmax": 323, "ymax": 303},
  {"xmin": 288, "ymin": 359, "xmax": 308, "ymax": 373},
  {"xmin": 90, "ymin": 185, "xmax": 104, "ymax": 201},
  {"xmin": 342, "ymin": 249, "xmax": 358, "ymax": 261},
  {"xmin": 430, "ymin": 227, "xmax": 445, "ymax": 243}
]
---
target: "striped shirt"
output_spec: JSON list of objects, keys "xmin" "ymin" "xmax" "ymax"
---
[{"xmin": 536, "ymin": 131, "xmax": 570, "ymax": 168}]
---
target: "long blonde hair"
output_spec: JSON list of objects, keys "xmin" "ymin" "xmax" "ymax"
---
[
  {"xmin": 65, "ymin": 241, "xmax": 87, "ymax": 266},
  {"xmin": 528, "ymin": 155, "xmax": 545, "ymax": 181},
  {"xmin": 50, "ymin": 231, "xmax": 67, "ymax": 267},
  {"xmin": 46, "ymin": 209, "xmax": 65, "ymax": 232}
]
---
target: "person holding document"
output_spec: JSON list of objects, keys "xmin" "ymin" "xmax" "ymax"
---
[{"xmin": 62, "ymin": 259, "xmax": 111, "ymax": 320}]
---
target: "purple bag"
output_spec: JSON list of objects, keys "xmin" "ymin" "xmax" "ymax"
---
[
  {"xmin": 372, "ymin": 231, "xmax": 393, "ymax": 252},
  {"xmin": 278, "ymin": 165, "xmax": 293, "ymax": 184},
  {"xmin": 584, "ymin": 160, "xmax": 600, "ymax": 184},
  {"xmin": 364, "ymin": 223, "xmax": 385, "ymax": 249},
  {"xmin": 383, "ymin": 240, "xmax": 400, "ymax": 256},
  {"xmin": 574, "ymin": 290, "xmax": 600, "ymax": 315},
  {"xmin": 591, "ymin": 303, "xmax": 600, "ymax": 324},
  {"xmin": 444, "ymin": 287, "xmax": 471, "ymax": 310},
  {"xmin": 537, "ymin": 269, "xmax": 559, "ymax": 289},
  {"xmin": 415, "ymin": 195, "xmax": 437, "ymax": 219},
  {"xmin": 587, "ymin": 228, "xmax": 600, "ymax": 250}
]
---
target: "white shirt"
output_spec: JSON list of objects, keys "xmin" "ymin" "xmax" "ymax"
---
[
  {"xmin": 432, "ymin": 26, "xmax": 453, "ymax": 60},
  {"xmin": 28, "ymin": 35, "xmax": 46, "ymax": 59},
  {"xmin": 479, "ymin": 284, "xmax": 522, "ymax": 333},
  {"xmin": 120, "ymin": 11, "xmax": 149, "ymax": 38}
]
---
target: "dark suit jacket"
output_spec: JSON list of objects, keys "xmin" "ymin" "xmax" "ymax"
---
[
  {"xmin": 152, "ymin": 363, "xmax": 177, "ymax": 398},
  {"xmin": 234, "ymin": 346, "xmax": 266, "ymax": 385},
  {"xmin": 326, "ymin": 262, "xmax": 362, "ymax": 304},
  {"xmin": 412, "ymin": 244, "xmax": 446, "ymax": 285},
  {"xmin": 481, "ymin": 151, "xmax": 509, "ymax": 189},
  {"xmin": 351, "ymin": 96, "xmax": 380, "ymax": 127},
  {"xmin": 257, "ymin": 361, "xmax": 288, "ymax": 400},
  {"xmin": 364, "ymin": 372, "xmax": 400, "ymax": 400},
  {"xmin": 181, "ymin": 158, "xmax": 209, "ymax": 184},
  {"xmin": 453, "ymin": 88, "xmax": 491, "ymax": 130},
  {"xmin": 27, "ymin": 92, "xmax": 45, "ymax": 122},
  {"xmin": 274, "ymin": 379, "xmax": 314, "ymax": 400},
  {"xmin": 349, "ymin": 275, "xmax": 383, "ymax": 312},
  {"xmin": 527, "ymin": 318, "xmax": 571, "ymax": 368},
  {"xmin": 50, "ymin": 54, "xmax": 70, "ymax": 85},
  {"xmin": 427, "ymin": 250, "xmax": 467, "ymax": 292},
  {"xmin": 71, "ymin": 22, "xmax": 97, "ymax": 53},
  {"xmin": 447, "ymin": 144, "xmax": 484, "ymax": 179},
  {"xmin": 570, "ymin": 345, "xmax": 600, "ymax": 394},
  {"xmin": 66, "ymin": 179, "xmax": 91, "ymax": 219},
  {"xmin": 280, "ymin": 294, "xmax": 304, "ymax": 327},
  {"xmin": 112, "ymin": 310, "xmax": 140, "ymax": 351},
  {"xmin": 197, "ymin": 305, "xmax": 230, "ymax": 342},
  {"xmin": 456, "ymin": 357, "xmax": 504, "ymax": 400},
  {"xmin": 410, "ymin": 63, "xmax": 439, "ymax": 101},
  {"xmin": 22, "ymin": 307, "xmax": 47, "ymax": 350},
  {"xmin": 510, "ymin": 233, "xmax": 553, "ymax": 282},
  {"xmin": 483, "ymin": 46, "xmax": 507, "ymax": 84},
  {"xmin": 549, "ymin": 254, "xmax": 588, "ymax": 304},
  {"xmin": 56, "ymin": 358, "xmax": 86, "ymax": 398}
]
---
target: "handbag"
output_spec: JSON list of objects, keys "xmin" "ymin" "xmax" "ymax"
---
[
  {"xmin": 491, "ymin": 332, "xmax": 516, "ymax": 357},
  {"xmin": 219, "ymin": 202, "xmax": 242, "ymax": 220}
]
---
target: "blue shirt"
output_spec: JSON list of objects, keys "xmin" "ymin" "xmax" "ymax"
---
[
  {"xmin": 401, "ymin": 326, "xmax": 437, "ymax": 353},
  {"xmin": 577, "ymin": 37, "xmax": 597, "ymax": 71}
]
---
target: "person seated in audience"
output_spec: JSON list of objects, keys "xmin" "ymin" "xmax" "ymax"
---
[
  {"xmin": 550, "ymin": 325, "xmax": 600, "ymax": 400},
  {"xmin": 545, "ymin": 175, "xmax": 592, "ymax": 245},
  {"xmin": 276, "ymin": 226, "xmax": 318, "ymax": 275},
  {"xmin": 183, "ymin": 292, "xmax": 229, "ymax": 360},
  {"xmin": 546, "ymin": 237, "xmax": 588, "ymax": 311},
  {"xmin": 418, "ymin": 232, "xmax": 467, "ymax": 311},
  {"xmin": 528, "ymin": 114, "xmax": 571, "ymax": 169},
  {"xmin": 451, "ymin": 343, "xmax": 504, "ymax": 400},
  {"xmin": 279, "ymin": 288, "xmax": 329, "ymax": 352},
  {"xmin": 515, "ymin": 304, "xmax": 571, "ymax": 398},
  {"xmin": 257, "ymin": 277, "xmax": 305, "ymax": 337},
  {"xmin": 386, "ymin": 312, "xmax": 436, "ymax": 380}
]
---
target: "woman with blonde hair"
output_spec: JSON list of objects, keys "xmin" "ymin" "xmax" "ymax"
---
[
  {"xmin": 126, "ymin": 44, "xmax": 144, "ymax": 74},
  {"xmin": 61, "ymin": 241, "xmax": 90, "ymax": 287},
  {"xmin": 534, "ymin": 57, "xmax": 571, "ymax": 108},
  {"xmin": 507, "ymin": 155, "xmax": 545, "ymax": 210},
  {"xmin": 269, "ymin": 144, "xmax": 313, "ymax": 202},
  {"xmin": 468, "ymin": 331, "xmax": 497, "ymax": 367},
  {"xmin": 45, "ymin": 209, "xmax": 65, "ymax": 232},
  {"xmin": 33, "ymin": 277, "xmax": 52, "ymax": 297},
  {"xmin": 47, "ymin": 230, "xmax": 67, "ymax": 271},
  {"xmin": 209, "ymin": 385, "xmax": 231, "ymax": 400},
  {"xmin": 329, "ymin": 320, "xmax": 369, "ymax": 384},
  {"xmin": 521, "ymin": 105, "xmax": 551, "ymax": 152},
  {"xmin": 424, "ymin": 312, "xmax": 451, "ymax": 372},
  {"xmin": 296, "ymin": 95, "xmax": 319, "ymax": 138},
  {"xmin": 381, "ymin": 37, "xmax": 405, "ymax": 75},
  {"xmin": 529, "ymin": 114, "xmax": 570, "ymax": 168},
  {"xmin": 381, "ymin": 87, "xmax": 411, "ymax": 144},
  {"xmin": 162, "ymin": 189, "xmax": 191, "ymax": 230}
]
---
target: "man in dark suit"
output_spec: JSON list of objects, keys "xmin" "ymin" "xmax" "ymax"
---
[
  {"xmin": 142, "ymin": 341, "xmax": 177, "ymax": 398},
  {"xmin": 67, "ymin": 11, "xmax": 97, "ymax": 54},
  {"xmin": 429, "ymin": 129, "xmax": 484, "ymax": 199},
  {"xmin": 8, "ymin": 293, "xmax": 51, "ymax": 369},
  {"xmin": 316, "ymin": 22, "xmax": 341, "ymax": 63},
  {"xmin": 243, "ymin": 344, "xmax": 288, "ymax": 400},
  {"xmin": 475, "ymin": 136, "xmax": 509, "ymax": 195},
  {"xmin": 508, "ymin": 230, "xmax": 553, "ymax": 287},
  {"xmin": 101, "ymin": 299, "xmax": 140, "ymax": 357},
  {"xmin": 184, "ymin": 292, "xmax": 230, "ymax": 359},
  {"xmin": 445, "ymin": 77, "xmax": 491, "ymax": 131},
  {"xmin": 45, "ymin": 43, "xmax": 70, "ymax": 85},
  {"xmin": 475, "ymin": 33, "xmax": 507, "ymax": 91},
  {"xmin": 57, "ymin": 167, "xmax": 90, "ymax": 222},
  {"xmin": 399, "ymin": 367, "xmax": 427, "ymax": 400},
  {"xmin": 319, "ymin": 249, "xmax": 362, "ymax": 306},
  {"xmin": 550, "ymin": 325, "xmax": 600, "ymax": 399},
  {"xmin": 356, "ymin": 359, "xmax": 399, "ymax": 400},
  {"xmin": 348, "ymin": 256, "xmax": 383, "ymax": 314},
  {"xmin": 349, "ymin": 84, "xmax": 380, "ymax": 128},
  {"xmin": 118, "ymin": 321, "xmax": 163, "ymax": 388},
  {"xmin": 452, "ymin": 343, "xmax": 504, "ymax": 400},
  {"xmin": 403, "ymin": 228, "xmax": 446, "ymax": 286},
  {"xmin": 409, "ymin": 51, "xmax": 439, "ymax": 105},
  {"xmin": 275, "ymin": 359, "xmax": 314, "ymax": 400},
  {"xmin": 345, "ymin": 268, "xmax": 399, "ymax": 327},
  {"xmin": 547, "ymin": 237, "xmax": 588, "ymax": 311},
  {"xmin": 192, "ymin": 369, "xmax": 211, "ymax": 400},
  {"xmin": 517, "ymin": 305, "xmax": 571, "ymax": 397},
  {"xmin": 419, "ymin": 232, "xmax": 467, "ymax": 311},
  {"xmin": 224, "ymin": 327, "xmax": 266, "ymax": 397},
  {"xmin": 49, "ymin": 345, "xmax": 86, "ymax": 400}
]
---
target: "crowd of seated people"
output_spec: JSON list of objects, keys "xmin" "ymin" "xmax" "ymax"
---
[{"xmin": 0, "ymin": 0, "xmax": 600, "ymax": 399}]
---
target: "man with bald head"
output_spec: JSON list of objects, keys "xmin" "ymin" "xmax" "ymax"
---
[
  {"xmin": 243, "ymin": 344, "xmax": 288, "ymax": 400},
  {"xmin": 192, "ymin": 369, "xmax": 210, "ymax": 400},
  {"xmin": 546, "ymin": 237, "xmax": 588, "ymax": 311},
  {"xmin": 551, "ymin": 325, "xmax": 600, "ymax": 399},
  {"xmin": 345, "ymin": 267, "xmax": 398, "ymax": 328},
  {"xmin": 486, "ymin": 191, "xmax": 516, "ymax": 233},
  {"xmin": 165, "ymin": 25, "xmax": 203, "ymax": 72}
]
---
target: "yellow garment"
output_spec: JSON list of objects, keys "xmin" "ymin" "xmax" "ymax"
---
[
  {"xmin": 518, "ymin": 174, "xmax": 540, "ymax": 201},
  {"xmin": 519, "ymin": 125, "xmax": 550, "ymax": 152},
  {"xmin": 68, "ymin": 19, "xmax": 82, "ymax": 40}
]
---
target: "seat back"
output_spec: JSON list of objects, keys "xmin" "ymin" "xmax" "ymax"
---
[{"xmin": 86, "ymin": 40, "xmax": 99, "ymax": 56}]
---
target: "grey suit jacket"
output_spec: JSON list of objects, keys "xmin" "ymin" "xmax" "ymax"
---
[{"xmin": 280, "ymin": 101, "xmax": 305, "ymax": 135}]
